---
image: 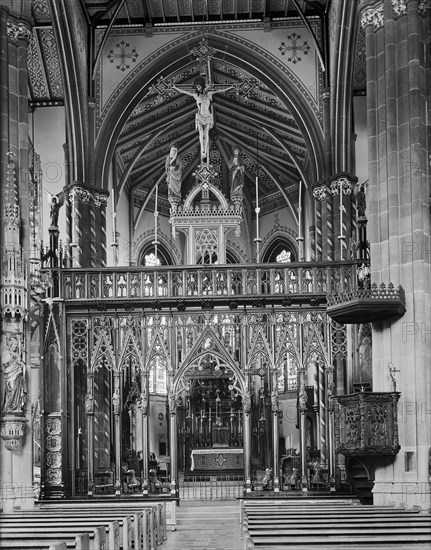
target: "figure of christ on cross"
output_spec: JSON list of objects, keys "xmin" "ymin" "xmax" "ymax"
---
[{"xmin": 172, "ymin": 76, "xmax": 234, "ymax": 163}]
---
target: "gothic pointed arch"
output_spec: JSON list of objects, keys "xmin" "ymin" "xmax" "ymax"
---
[
  {"xmin": 173, "ymin": 324, "xmax": 245, "ymax": 394},
  {"xmin": 95, "ymin": 32, "xmax": 325, "ymax": 192},
  {"xmin": 303, "ymin": 318, "xmax": 330, "ymax": 369},
  {"xmin": 275, "ymin": 317, "xmax": 301, "ymax": 392},
  {"xmin": 90, "ymin": 316, "xmax": 116, "ymax": 372},
  {"xmin": 145, "ymin": 330, "xmax": 172, "ymax": 375},
  {"xmin": 246, "ymin": 323, "xmax": 275, "ymax": 374},
  {"xmin": 117, "ymin": 316, "xmax": 145, "ymax": 372}
]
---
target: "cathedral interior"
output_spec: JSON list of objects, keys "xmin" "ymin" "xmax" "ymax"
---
[{"xmin": 0, "ymin": 0, "xmax": 430, "ymax": 537}]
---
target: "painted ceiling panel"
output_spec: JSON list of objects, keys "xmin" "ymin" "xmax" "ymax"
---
[{"xmin": 178, "ymin": 0, "xmax": 194, "ymax": 17}]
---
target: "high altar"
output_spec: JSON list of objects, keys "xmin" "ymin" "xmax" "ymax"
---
[{"xmin": 182, "ymin": 378, "xmax": 244, "ymax": 472}]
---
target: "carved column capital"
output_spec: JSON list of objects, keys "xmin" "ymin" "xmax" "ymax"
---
[
  {"xmin": 312, "ymin": 185, "xmax": 330, "ymax": 202},
  {"xmin": 361, "ymin": 4, "xmax": 384, "ymax": 29},
  {"xmin": 418, "ymin": 0, "xmax": 431, "ymax": 14},
  {"xmin": 330, "ymin": 177, "xmax": 354, "ymax": 197},
  {"xmin": 94, "ymin": 192, "xmax": 109, "ymax": 208},
  {"xmin": 69, "ymin": 185, "xmax": 92, "ymax": 205},
  {"xmin": 391, "ymin": 0, "xmax": 408, "ymax": 17}
]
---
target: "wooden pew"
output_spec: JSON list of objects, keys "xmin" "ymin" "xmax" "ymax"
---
[
  {"xmin": 0, "ymin": 513, "xmax": 138, "ymax": 550},
  {"xmin": 47, "ymin": 536, "xmax": 89, "ymax": 550},
  {"xmin": 0, "ymin": 517, "xmax": 126, "ymax": 550},
  {"xmin": 3, "ymin": 503, "xmax": 166, "ymax": 550},
  {"xmin": 241, "ymin": 501, "xmax": 431, "ymax": 549},
  {"xmin": 0, "ymin": 526, "xmax": 104, "ymax": 550},
  {"xmin": 39, "ymin": 503, "xmax": 164, "ymax": 548}
]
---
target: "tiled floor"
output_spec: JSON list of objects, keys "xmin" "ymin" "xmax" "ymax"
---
[{"xmin": 160, "ymin": 501, "xmax": 242, "ymax": 550}]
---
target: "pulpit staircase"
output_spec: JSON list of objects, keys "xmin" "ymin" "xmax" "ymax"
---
[{"xmin": 346, "ymin": 457, "xmax": 374, "ymax": 504}]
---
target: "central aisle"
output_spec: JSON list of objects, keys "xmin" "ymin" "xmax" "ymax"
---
[{"xmin": 160, "ymin": 500, "xmax": 241, "ymax": 550}]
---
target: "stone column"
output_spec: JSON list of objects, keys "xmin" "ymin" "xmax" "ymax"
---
[
  {"xmin": 329, "ymin": 176, "xmax": 355, "ymax": 261},
  {"xmin": 271, "ymin": 380, "xmax": 280, "ymax": 492},
  {"xmin": 40, "ymin": 300, "xmax": 67, "ymax": 501},
  {"xmin": 112, "ymin": 376, "xmax": 121, "ymax": 496},
  {"xmin": 242, "ymin": 385, "xmax": 252, "ymax": 493},
  {"xmin": 0, "ymin": 12, "xmax": 34, "ymax": 512},
  {"xmin": 360, "ymin": 0, "xmax": 431, "ymax": 508},
  {"xmin": 139, "ymin": 377, "xmax": 149, "ymax": 496},
  {"xmin": 169, "ymin": 408, "xmax": 177, "ymax": 497},
  {"xmin": 85, "ymin": 374, "xmax": 95, "ymax": 497},
  {"xmin": 312, "ymin": 184, "xmax": 333, "ymax": 260},
  {"xmin": 67, "ymin": 184, "xmax": 92, "ymax": 268},
  {"xmin": 298, "ymin": 370, "xmax": 308, "ymax": 492},
  {"xmin": 326, "ymin": 366, "xmax": 336, "ymax": 492},
  {"xmin": 94, "ymin": 192, "xmax": 108, "ymax": 268}
]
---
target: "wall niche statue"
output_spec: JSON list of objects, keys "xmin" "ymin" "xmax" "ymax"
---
[{"xmin": 1, "ymin": 333, "xmax": 27, "ymax": 413}]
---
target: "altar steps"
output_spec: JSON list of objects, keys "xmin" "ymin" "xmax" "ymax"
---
[{"xmin": 176, "ymin": 501, "xmax": 240, "ymax": 526}]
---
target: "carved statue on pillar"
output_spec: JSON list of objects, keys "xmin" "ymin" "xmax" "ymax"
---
[
  {"xmin": 228, "ymin": 146, "xmax": 245, "ymax": 200},
  {"xmin": 112, "ymin": 387, "xmax": 121, "ymax": 414},
  {"xmin": 298, "ymin": 375, "xmax": 308, "ymax": 412},
  {"xmin": 138, "ymin": 388, "xmax": 148, "ymax": 415},
  {"xmin": 48, "ymin": 191, "xmax": 64, "ymax": 228},
  {"xmin": 1, "ymin": 334, "xmax": 26, "ymax": 413},
  {"xmin": 168, "ymin": 385, "xmax": 176, "ymax": 414},
  {"xmin": 271, "ymin": 388, "xmax": 279, "ymax": 413},
  {"xmin": 85, "ymin": 393, "xmax": 94, "ymax": 414},
  {"xmin": 356, "ymin": 184, "xmax": 367, "ymax": 218},
  {"xmin": 165, "ymin": 144, "xmax": 183, "ymax": 208},
  {"xmin": 242, "ymin": 387, "xmax": 251, "ymax": 414}
]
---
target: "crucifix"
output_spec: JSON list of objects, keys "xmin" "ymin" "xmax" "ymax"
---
[
  {"xmin": 388, "ymin": 362, "xmax": 400, "ymax": 392},
  {"xmin": 150, "ymin": 39, "xmax": 258, "ymax": 163}
]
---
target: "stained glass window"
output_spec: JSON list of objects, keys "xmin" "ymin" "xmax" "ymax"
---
[
  {"xmin": 276, "ymin": 249, "xmax": 291, "ymax": 263},
  {"xmin": 149, "ymin": 356, "xmax": 167, "ymax": 394}
]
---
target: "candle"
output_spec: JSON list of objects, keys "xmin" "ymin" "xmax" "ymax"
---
[
  {"xmin": 298, "ymin": 180, "xmax": 302, "ymax": 238},
  {"xmin": 255, "ymin": 176, "xmax": 259, "ymax": 209},
  {"xmin": 111, "ymin": 189, "xmax": 117, "ymax": 237},
  {"xmin": 339, "ymin": 180, "xmax": 343, "ymax": 236}
]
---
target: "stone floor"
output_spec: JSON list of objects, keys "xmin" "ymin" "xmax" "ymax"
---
[{"xmin": 160, "ymin": 500, "xmax": 242, "ymax": 550}]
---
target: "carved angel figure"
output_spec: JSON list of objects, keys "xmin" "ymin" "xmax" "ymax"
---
[{"xmin": 47, "ymin": 191, "xmax": 65, "ymax": 227}]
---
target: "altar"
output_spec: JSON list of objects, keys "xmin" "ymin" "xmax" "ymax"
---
[{"xmin": 190, "ymin": 448, "xmax": 244, "ymax": 471}]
